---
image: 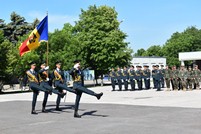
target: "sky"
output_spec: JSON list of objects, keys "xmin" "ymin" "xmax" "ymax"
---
[{"xmin": 1, "ymin": 0, "xmax": 201, "ymax": 52}]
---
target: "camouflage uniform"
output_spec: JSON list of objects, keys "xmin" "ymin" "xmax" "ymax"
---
[
  {"xmin": 192, "ymin": 68, "xmax": 201, "ymax": 89},
  {"xmin": 178, "ymin": 68, "xmax": 188, "ymax": 91},
  {"xmin": 186, "ymin": 67, "xmax": 193, "ymax": 90},
  {"xmin": 164, "ymin": 68, "xmax": 172, "ymax": 90},
  {"xmin": 171, "ymin": 68, "xmax": 179, "ymax": 91}
]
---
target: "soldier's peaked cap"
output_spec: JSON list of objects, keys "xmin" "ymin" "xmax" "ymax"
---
[
  {"xmin": 29, "ymin": 61, "xmax": 36, "ymax": 66},
  {"xmin": 74, "ymin": 60, "xmax": 81, "ymax": 64},
  {"xmin": 55, "ymin": 61, "xmax": 62, "ymax": 65}
]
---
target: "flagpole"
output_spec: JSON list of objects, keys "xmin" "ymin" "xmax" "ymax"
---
[{"xmin": 46, "ymin": 11, "xmax": 49, "ymax": 66}]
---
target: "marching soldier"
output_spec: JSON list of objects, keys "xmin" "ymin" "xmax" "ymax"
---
[
  {"xmin": 116, "ymin": 67, "xmax": 123, "ymax": 91},
  {"xmin": 38, "ymin": 62, "xmax": 65, "ymax": 112},
  {"xmin": 192, "ymin": 65, "xmax": 201, "ymax": 90},
  {"xmin": 160, "ymin": 65, "xmax": 165, "ymax": 88},
  {"xmin": 109, "ymin": 68, "xmax": 116, "ymax": 91},
  {"xmin": 122, "ymin": 66, "xmax": 129, "ymax": 91},
  {"xmin": 164, "ymin": 65, "xmax": 172, "ymax": 91},
  {"xmin": 128, "ymin": 65, "xmax": 136, "ymax": 91},
  {"xmin": 23, "ymin": 62, "xmax": 48, "ymax": 114},
  {"xmin": 135, "ymin": 66, "xmax": 143, "ymax": 90},
  {"xmin": 143, "ymin": 65, "xmax": 151, "ymax": 90},
  {"xmin": 53, "ymin": 61, "xmax": 76, "ymax": 111},
  {"xmin": 69, "ymin": 60, "xmax": 103, "ymax": 118},
  {"xmin": 152, "ymin": 65, "xmax": 157, "ymax": 89},
  {"xmin": 155, "ymin": 65, "xmax": 163, "ymax": 91},
  {"xmin": 178, "ymin": 65, "xmax": 188, "ymax": 91},
  {"xmin": 186, "ymin": 66, "xmax": 193, "ymax": 91},
  {"xmin": 171, "ymin": 65, "xmax": 179, "ymax": 91}
]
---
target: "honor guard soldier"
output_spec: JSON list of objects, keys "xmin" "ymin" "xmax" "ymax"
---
[
  {"xmin": 69, "ymin": 60, "xmax": 103, "ymax": 118},
  {"xmin": 38, "ymin": 62, "xmax": 65, "ymax": 112},
  {"xmin": 135, "ymin": 66, "xmax": 143, "ymax": 90},
  {"xmin": 116, "ymin": 67, "xmax": 123, "ymax": 91},
  {"xmin": 186, "ymin": 66, "xmax": 193, "ymax": 91},
  {"xmin": 152, "ymin": 65, "xmax": 157, "ymax": 89},
  {"xmin": 164, "ymin": 65, "xmax": 172, "ymax": 91},
  {"xmin": 155, "ymin": 65, "xmax": 163, "ymax": 91},
  {"xmin": 192, "ymin": 65, "xmax": 201, "ymax": 90},
  {"xmin": 23, "ymin": 62, "xmax": 48, "ymax": 114},
  {"xmin": 122, "ymin": 66, "xmax": 129, "ymax": 91},
  {"xmin": 109, "ymin": 68, "xmax": 116, "ymax": 91},
  {"xmin": 160, "ymin": 65, "xmax": 165, "ymax": 88},
  {"xmin": 128, "ymin": 65, "xmax": 136, "ymax": 91},
  {"xmin": 171, "ymin": 66, "xmax": 179, "ymax": 91},
  {"xmin": 178, "ymin": 65, "xmax": 188, "ymax": 91},
  {"xmin": 53, "ymin": 61, "xmax": 76, "ymax": 111},
  {"xmin": 142, "ymin": 65, "xmax": 151, "ymax": 90}
]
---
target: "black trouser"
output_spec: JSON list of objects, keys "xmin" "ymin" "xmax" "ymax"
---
[
  {"xmin": 29, "ymin": 82, "xmax": 47, "ymax": 111},
  {"xmin": 144, "ymin": 78, "xmax": 150, "ymax": 89},
  {"xmin": 161, "ymin": 77, "xmax": 165, "ymax": 88},
  {"xmin": 123, "ymin": 79, "xmax": 128, "ymax": 90},
  {"xmin": 73, "ymin": 82, "xmax": 97, "ymax": 111},
  {"xmin": 55, "ymin": 81, "xmax": 76, "ymax": 108},
  {"xmin": 111, "ymin": 78, "xmax": 116, "ymax": 90},
  {"xmin": 137, "ymin": 79, "xmax": 142, "ymax": 90},
  {"xmin": 130, "ymin": 79, "xmax": 135, "ymax": 90},
  {"xmin": 117, "ymin": 79, "xmax": 122, "ymax": 91},
  {"xmin": 156, "ymin": 79, "xmax": 161, "ymax": 91},
  {"xmin": 153, "ymin": 78, "xmax": 157, "ymax": 88}
]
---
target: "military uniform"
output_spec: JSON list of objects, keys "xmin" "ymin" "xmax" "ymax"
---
[
  {"xmin": 186, "ymin": 67, "xmax": 193, "ymax": 90},
  {"xmin": 116, "ymin": 69, "xmax": 123, "ymax": 91},
  {"xmin": 171, "ymin": 68, "xmax": 179, "ymax": 91},
  {"xmin": 23, "ymin": 62, "xmax": 48, "ymax": 114},
  {"xmin": 53, "ymin": 61, "xmax": 76, "ymax": 111},
  {"xmin": 69, "ymin": 60, "xmax": 103, "ymax": 118},
  {"xmin": 38, "ymin": 63, "xmax": 65, "ymax": 112},
  {"xmin": 160, "ymin": 66, "xmax": 165, "ymax": 88},
  {"xmin": 109, "ymin": 69, "xmax": 116, "ymax": 91},
  {"xmin": 192, "ymin": 67, "xmax": 201, "ymax": 89},
  {"xmin": 135, "ymin": 66, "xmax": 143, "ymax": 90},
  {"xmin": 128, "ymin": 66, "xmax": 136, "ymax": 91},
  {"xmin": 122, "ymin": 67, "xmax": 129, "ymax": 91},
  {"xmin": 178, "ymin": 67, "xmax": 188, "ymax": 91},
  {"xmin": 152, "ymin": 66, "xmax": 157, "ymax": 89},
  {"xmin": 142, "ymin": 66, "xmax": 150, "ymax": 89},
  {"xmin": 155, "ymin": 66, "xmax": 163, "ymax": 91},
  {"xmin": 164, "ymin": 67, "xmax": 172, "ymax": 91}
]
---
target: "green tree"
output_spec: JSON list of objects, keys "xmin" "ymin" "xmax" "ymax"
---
[
  {"xmin": 143, "ymin": 45, "xmax": 163, "ymax": 57},
  {"xmin": 74, "ymin": 5, "xmax": 133, "ymax": 83},
  {"xmin": 134, "ymin": 48, "xmax": 146, "ymax": 56}
]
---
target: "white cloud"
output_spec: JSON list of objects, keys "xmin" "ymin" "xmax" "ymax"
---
[{"xmin": 27, "ymin": 11, "xmax": 79, "ymax": 32}]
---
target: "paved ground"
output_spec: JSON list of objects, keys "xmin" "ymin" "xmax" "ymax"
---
[{"xmin": 1, "ymin": 85, "xmax": 201, "ymax": 134}]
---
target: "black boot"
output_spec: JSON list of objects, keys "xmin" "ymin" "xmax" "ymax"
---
[
  {"xmin": 31, "ymin": 108, "xmax": 38, "ymax": 115},
  {"xmin": 96, "ymin": 92, "xmax": 103, "ymax": 100},
  {"xmin": 74, "ymin": 110, "xmax": 81, "ymax": 118},
  {"xmin": 42, "ymin": 107, "xmax": 47, "ymax": 113},
  {"xmin": 55, "ymin": 106, "xmax": 62, "ymax": 111}
]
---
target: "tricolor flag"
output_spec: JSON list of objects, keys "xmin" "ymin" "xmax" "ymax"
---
[{"xmin": 19, "ymin": 16, "xmax": 48, "ymax": 56}]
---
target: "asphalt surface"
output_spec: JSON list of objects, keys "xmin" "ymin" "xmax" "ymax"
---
[{"xmin": 1, "ymin": 101, "xmax": 201, "ymax": 134}]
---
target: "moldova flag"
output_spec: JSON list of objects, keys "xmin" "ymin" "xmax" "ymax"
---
[{"xmin": 19, "ymin": 16, "xmax": 48, "ymax": 56}]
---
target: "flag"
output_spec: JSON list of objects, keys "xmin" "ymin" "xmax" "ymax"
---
[{"xmin": 19, "ymin": 16, "xmax": 48, "ymax": 56}]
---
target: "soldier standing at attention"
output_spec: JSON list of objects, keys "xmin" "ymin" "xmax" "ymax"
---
[
  {"xmin": 160, "ymin": 65, "xmax": 165, "ymax": 88},
  {"xmin": 69, "ymin": 60, "xmax": 103, "ymax": 118},
  {"xmin": 116, "ymin": 67, "xmax": 123, "ymax": 91},
  {"xmin": 143, "ymin": 65, "xmax": 151, "ymax": 90},
  {"xmin": 38, "ymin": 62, "xmax": 65, "ymax": 112},
  {"xmin": 164, "ymin": 65, "xmax": 172, "ymax": 91},
  {"xmin": 135, "ymin": 66, "xmax": 143, "ymax": 90},
  {"xmin": 155, "ymin": 65, "xmax": 163, "ymax": 91},
  {"xmin": 171, "ymin": 65, "xmax": 179, "ymax": 91},
  {"xmin": 178, "ymin": 65, "xmax": 188, "ymax": 91},
  {"xmin": 23, "ymin": 62, "xmax": 49, "ymax": 114},
  {"xmin": 128, "ymin": 65, "xmax": 136, "ymax": 91},
  {"xmin": 152, "ymin": 65, "xmax": 157, "ymax": 89},
  {"xmin": 192, "ymin": 65, "xmax": 201, "ymax": 90},
  {"xmin": 53, "ymin": 61, "xmax": 76, "ymax": 111},
  {"xmin": 186, "ymin": 66, "xmax": 193, "ymax": 91},
  {"xmin": 122, "ymin": 66, "xmax": 129, "ymax": 91},
  {"xmin": 109, "ymin": 68, "xmax": 116, "ymax": 91}
]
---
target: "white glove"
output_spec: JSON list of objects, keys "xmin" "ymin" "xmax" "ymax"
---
[
  {"xmin": 45, "ymin": 66, "xmax": 49, "ymax": 70},
  {"xmin": 74, "ymin": 63, "xmax": 79, "ymax": 70},
  {"xmin": 46, "ymin": 78, "xmax": 49, "ymax": 81},
  {"xmin": 22, "ymin": 86, "xmax": 26, "ymax": 90}
]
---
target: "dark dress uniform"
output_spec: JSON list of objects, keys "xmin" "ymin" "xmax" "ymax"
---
[
  {"xmin": 109, "ymin": 70, "xmax": 116, "ymax": 91},
  {"xmin": 135, "ymin": 67, "xmax": 143, "ymax": 90},
  {"xmin": 116, "ymin": 69, "xmax": 123, "ymax": 91},
  {"xmin": 128, "ymin": 69, "xmax": 136, "ymax": 91},
  {"xmin": 122, "ymin": 69, "xmax": 129, "ymax": 91},
  {"xmin": 152, "ymin": 67, "xmax": 157, "ymax": 89},
  {"xmin": 24, "ymin": 68, "xmax": 47, "ymax": 114},
  {"xmin": 155, "ymin": 68, "xmax": 163, "ymax": 91},
  {"xmin": 143, "ymin": 67, "xmax": 151, "ymax": 90},
  {"xmin": 160, "ymin": 68, "xmax": 165, "ymax": 88},
  {"xmin": 39, "ymin": 68, "xmax": 65, "ymax": 112},
  {"xmin": 69, "ymin": 65, "xmax": 103, "ymax": 118},
  {"xmin": 53, "ymin": 68, "xmax": 76, "ymax": 110}
]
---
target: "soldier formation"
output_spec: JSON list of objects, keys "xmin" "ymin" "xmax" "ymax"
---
[{"xmin": 109, "ymin": 64, "xmax": 201, "ymax": 91}]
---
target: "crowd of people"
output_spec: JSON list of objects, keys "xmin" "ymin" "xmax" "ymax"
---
[{"xmin": 109, "ymin": 64, "xmax": 201, "ymax": 91}]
